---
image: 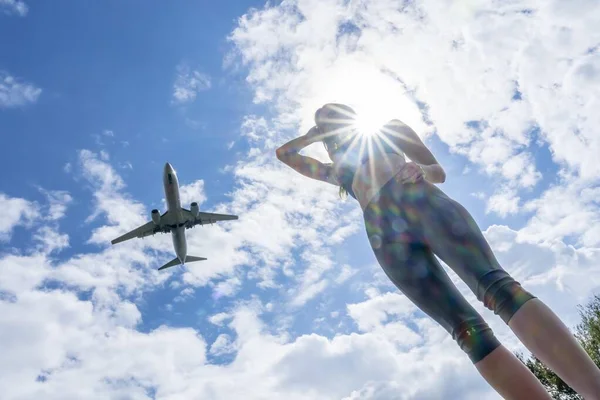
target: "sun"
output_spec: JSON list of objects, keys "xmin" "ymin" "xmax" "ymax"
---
[{"xmin": 353, "ymin": 112, "xmax": 387, "ymax": 137}]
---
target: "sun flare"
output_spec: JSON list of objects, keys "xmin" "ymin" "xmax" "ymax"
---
[{"xmin": 353, "ymin": 113, "xmax": 387, "ymax": 137}]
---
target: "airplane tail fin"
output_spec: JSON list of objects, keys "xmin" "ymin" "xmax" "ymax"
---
[{"xmin": 157, "ymin": 256, "xmax": 208, "ymax": 271}]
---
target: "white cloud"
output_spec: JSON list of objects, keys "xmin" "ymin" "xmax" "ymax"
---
[
  {"xmin": 91, "ymin": 130, "xmax": 117, "ymax": 147},
  {"xmin": 172, "ymin": 63, "xmax": 212, "ymax": 104},
  {"xmin": 0, "ymin": 193, "xmax": 38, "ymax": 242},
  {"xmin": 471, "ymin": 191, "xmax": 486, "ymax": 200},
  {"xmin": 1, "ymin": 152, "xmax": 600, "ymax": 399},
  {"xmin": 209, "ymin": 334, "xmax": 236, "ymax": 356},
  {"xmin": 173, "ymin": 287, "xmax": 195, "ymax": 303},
  {"xmin": 486, "ymin": 186, "xmax": 520, "ymax": 217},
  {"xmin": 33, "ymin": 226, "xmax": 69, "ymax": 254},
  {"xmin": 0, "ymin": 253, "xmax": 50, "ymax": 295},
  {"xmin": 213, "ymin": 276, "xmax": 242, "ymax": 299},
  {"xmin": 0, "ymin": 287, "xmax": 206, "ymax": 399},
  {"xmin": 0, "ymin": 72, "xmax": 40, "ymax": 108},
  {"xmin": 178, "ymin": 179, "xmax": 207, "ymax": 208},
  {"xmin": 0, "ymin": 0, "xmax": 27, "ymax": 17},
  {"xmin": 38, "ymin": 189, "xmax": 73, "ymax": 221},
  {"xmin": 484, "ymin": 224, "xmax": 600, "ymax": 328},
  {"xmin": 519, "ymin": 177, "xmax": 600, "ymax": 246},
  {"xmin": 347, "ymin": 291, "xmax": 416, "ymax": 332},
  {"xmin": 228, "ymin": 0, "xmax": 600, "ymax": 201},
  {"xmin": 335, "ymin": 264, "xmax": 357, "ymax": 284},
  {"xmin": 208, "ymin": 312, "xmax": 232, "ymax": 327},
  {"xmin": 0, "ymin": 268, "xmax": 496, "ymax": 400},
  {"xmin": 77, "ymin": 149, "xmax": 149, "ymax": 246}
]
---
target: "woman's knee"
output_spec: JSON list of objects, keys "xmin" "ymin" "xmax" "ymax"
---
[
  {"xmin": 478, "ymin": 270, "xmax": 536, "ymax": 324},
  {"xmin": 453, "ymin": 318, "xmax": 502, "ymax": 363}
]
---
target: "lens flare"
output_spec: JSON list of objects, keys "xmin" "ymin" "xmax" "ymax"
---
[{"xmin": 353, "ymin": 113, "xmax": 387, "ymax": 137}]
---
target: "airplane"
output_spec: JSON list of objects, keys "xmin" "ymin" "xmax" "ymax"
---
[{"xmin": 110, "ymin": 162, "xmax": 238, "ymax": 271}]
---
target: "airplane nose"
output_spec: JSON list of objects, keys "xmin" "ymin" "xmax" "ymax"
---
[{"xmin": 164, "ymin": 162, "xmax": 173, "ymax": 172}]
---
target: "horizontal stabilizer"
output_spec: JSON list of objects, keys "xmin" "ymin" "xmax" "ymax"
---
[
  {"xmin": 157, "ymin": 256, "xmax": 207, "ymax": 271},
  {"xmin": 185, "ymin": 255, "xmax": 207, "ymax": 263},
  {"xmin": 158, "ymin": 257, "xmax": 182, "ymax": 271}
]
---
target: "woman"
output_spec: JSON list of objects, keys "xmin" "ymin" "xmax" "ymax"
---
[{"xmin": 275, "ymin": 103, "xmax": 600, "ymax": 399}]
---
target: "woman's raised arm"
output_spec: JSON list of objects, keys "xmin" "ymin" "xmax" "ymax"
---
[{"xmin": 275, "ymin": 127, "xmax": 339, "ymax": 185}]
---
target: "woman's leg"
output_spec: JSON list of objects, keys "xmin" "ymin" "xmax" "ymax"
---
[
  {"xmin": 475, "ymin": 345, "xmax": 552, "ymax": 400},
  {"xmin": 420, "ymin": 185, "xmax": 600, "ymax": 398},
  {"xmin": 369, "ymin": 240, "xmax": 550, "ymax": 399},
  {"xmin": 509, "ymin": 299, "xmax": 600, "ymax": 399}
]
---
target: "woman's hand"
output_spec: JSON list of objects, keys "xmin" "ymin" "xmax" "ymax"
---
[
  {"xmin": 398, "ymin": 162, "xmax": 425, "ymax": 184},
  {"xmin": 304, "ymin": 126, "xmax": 321, "ymax": 143},
  {"xmin": 276, "ymin": 128, "xmax": 318, "ymax": 161}
]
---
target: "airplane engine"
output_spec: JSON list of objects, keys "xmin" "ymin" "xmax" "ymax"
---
[
  {"xmin": 190, "ymin": 202, "xmax": 199, "ymax": 217},
  {"xmin": 151, "ymin": 209, "xmax": 160, "ymax": 225}
]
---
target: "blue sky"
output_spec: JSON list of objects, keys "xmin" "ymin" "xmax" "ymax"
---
[
  {"xmin": 1, "ymin": 1, "xmax": 256, "ymax": 196},
  {"xmin": 2, "ymin": 1, "xmax": 600, "ymax": 399}
]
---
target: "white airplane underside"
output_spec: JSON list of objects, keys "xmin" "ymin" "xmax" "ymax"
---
[{"xmin": 110, "ymin": 162, "xmax": 238, "ymax": 271}]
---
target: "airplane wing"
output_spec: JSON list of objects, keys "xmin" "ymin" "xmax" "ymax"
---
[
  {"xmin": 111, "ymin": 211, "xmax": 175, "ymax": 245},
  {"xmin": 181, "ymin": 209, "xmax": 238, "ymax": 228}
]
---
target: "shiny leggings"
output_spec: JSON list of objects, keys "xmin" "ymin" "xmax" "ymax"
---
[{"xmin": 363, "ymin": 177, "xmax": 535, "ymax": 363}]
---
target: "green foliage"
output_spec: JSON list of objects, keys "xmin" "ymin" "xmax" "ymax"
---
[
  {"xmin": 516, "ymin": 294, "xmax": 600, "ymax": 400},
  {"xmin": 575, "ymin": 294, "xmax": 600, "ymax": 368},
  {"xmin": 515, "ymin": 352, "xmax": 581, "ymax": 399}
]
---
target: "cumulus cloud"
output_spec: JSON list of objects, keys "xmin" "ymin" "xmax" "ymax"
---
[
  {"xmin": 208, "ymin": 312, "xmax": 232, "ymax": 327},
  {"xmin": 0, "ymin": 72, "xmax": 40, "ymax": 108},
  {"xmin": 228, "ymin": 0, "xmax": 600, "ymax": 204},
  {"xmin": 519, "ymin": 177, "xmax": 600, "ymax": 247},
  {"xmin": 172, "ymin": 63, "xmax": 212, "ymax": 104},
  {"xmin": 39, "ymin": 189, "xmax": 73, "ymax": 221},
  {"xmin": 347, "ymin": 291, "xmax": 416, "ymax": 332},
  {"xmin": 0, "ymin": 193, "xmax": 38, "ymax": 242},
  {"xmin": 486, "ymin": 186, "xmax": 520, "ymax": 217},
  {"xmin": 0, "ymin": 0, "xmax": 27, "ymax": 16},
  {"xmin": 209, "ymin": 333, "xmax": 236, "ymax": 356},
  {"xmin": 1, "ymin": 152, "xmax": 600, "ymax": 399},
  {"xmin": 78, "ymin": 149, "xmax": 150, "ymax": 246},
  {"xmin": 33, "ymin": 226, "xmax": 69, "ymax": 254},
  {"xmin": 178, "ymin": 179, "xmax": 207, "ymax": 207}
]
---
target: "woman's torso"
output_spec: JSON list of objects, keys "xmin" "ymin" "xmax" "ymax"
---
[{"xmin": 351, "ymin": 152, "xmax": 407, "ymax": 211}]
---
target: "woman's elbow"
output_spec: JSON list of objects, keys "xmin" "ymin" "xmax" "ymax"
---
[
  {"xmin": 427, "ymin": 163, "xmax": 446, "ymax": 184},
  {"xmin": 275, "ymin": 147, "xmax": 285, "ymax": 161},
  {"xmin": 438, "ymin": 166, "xmax": 447, "ymax": 183}
]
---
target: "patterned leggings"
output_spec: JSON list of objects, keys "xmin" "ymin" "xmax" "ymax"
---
[{"xmin": 363, "ymin": 176, "xmax": 535, "ymax": 363}]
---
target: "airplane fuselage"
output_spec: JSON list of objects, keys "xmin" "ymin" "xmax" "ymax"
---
[
  {"xmin": 163, "ymin": 163, "xmax": 187, "ymax": 264},
  {"xmin": 110, "ymin": 162, "xmax": 238, "ymax": 270}
]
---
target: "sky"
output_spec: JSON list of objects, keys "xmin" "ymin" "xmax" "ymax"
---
[{"xmin": 1, "ymin": 0, "xmax": 600, "ymax": 399}]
